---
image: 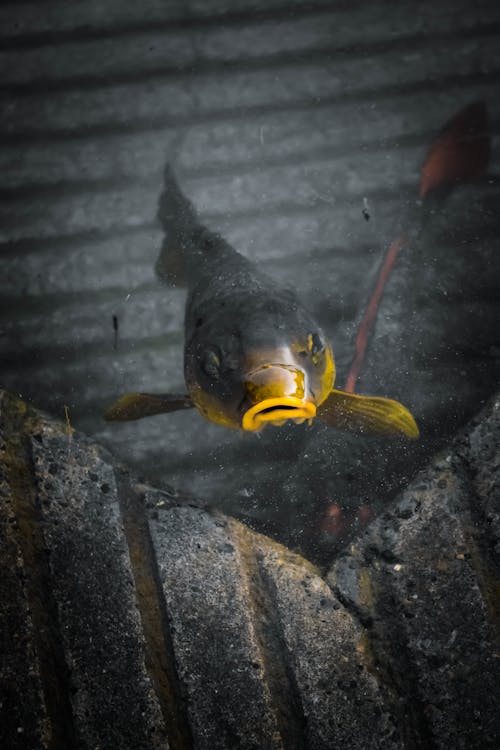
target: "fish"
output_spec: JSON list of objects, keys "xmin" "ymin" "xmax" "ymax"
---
[
  {"xmin": 344, "ymin": 101, "xmax": 490, "ymax": 393},
  {"xmin": 104, "ymin": 174, "xmax": 419, "ymax": 438},
  {"xmin": 419, "ymin": 100, "xmax": 490, "ymax": 200}
]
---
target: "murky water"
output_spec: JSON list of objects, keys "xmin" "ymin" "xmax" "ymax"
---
[{"xmin": 2, "ymin": 1, "xmax": 499, "ymax": 566}]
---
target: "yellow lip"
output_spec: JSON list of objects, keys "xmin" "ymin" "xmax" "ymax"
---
[{"xmin": 242, "ymin": 396, "xmax": 316, "ymax": 432}]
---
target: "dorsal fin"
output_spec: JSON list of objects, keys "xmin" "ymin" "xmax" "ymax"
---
[{"xmin": 155, "ymin": 167, "xmax": 200, "ymax": 285}]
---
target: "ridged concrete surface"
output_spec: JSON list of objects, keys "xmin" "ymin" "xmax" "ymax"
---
[
  {"xmin": 0, "ymin": 390, "xmax": 399, "ymax": 749},
  {"xmin": 330, "ymin": 395, "xmax": 500, "ymax": 748},
  {"xmin": 1, "ymin": 389, "xmax": 499, "ymax": 748}
]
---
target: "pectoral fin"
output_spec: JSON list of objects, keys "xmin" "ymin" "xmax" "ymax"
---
[
  {"xmin": 317, "ymin": 388, "xmax": 419, "ymax": 439},
  {"xmin": 104, "ymin": 392, "xmax": 193, "ymax": 422}
]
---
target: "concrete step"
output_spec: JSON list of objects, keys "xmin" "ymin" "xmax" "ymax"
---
[{"xmin": 1, "ymin": 389, "xmax": 499, "ymax": 748}]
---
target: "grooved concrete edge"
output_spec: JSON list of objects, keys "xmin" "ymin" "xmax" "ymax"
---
[
  {"xmin": 1, "ymin": 389, "xmax": 499, "ymax": 749},
  {"xmin": 329, "ymin": 395, "xmax": 500, "ymax": 749}
]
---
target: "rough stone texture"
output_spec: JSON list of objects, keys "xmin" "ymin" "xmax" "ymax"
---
[
  {"xmin": 30, "ymin": 426, "xmax": 169, "ymax": 749},
  {"xmin": 150, "ymin": 507, "xmax": 285, "ymax": 750},
  {"xmin": 151, "ymin": 508, "xmax": 400, "ymax": 749},
  {"xmin": 250, "ymin": 534, "xmax": 399, "ymax": 748},
  {"xmin": 1, "ymin": 388, "xmax": 499, "ymax": 748},
  {"xmin": 458, "ymin": 397, "xmax": 500, "ymax": 559},
  {"xmin": 329, "ymin": 395, "xmax": 500, "ymax": 749},
  {"xmin": 0, "ymin": 392, "xmax": 169, "ymax": 750},
  {"xmin": 0, "ymin": 389, "xmax": 402, "ymax": 749},
  {"xmin": 0, "ymin": 434, "xmax": 49, "ymax": 750}
]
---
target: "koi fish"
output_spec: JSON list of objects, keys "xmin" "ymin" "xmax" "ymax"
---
[
  {"xmin": 344, "ymin": 101, "xmax": 490, "ymax": 393},
  {"xmin": 104, "ymin": 168, "xmax": 419, "ymax": 438}
]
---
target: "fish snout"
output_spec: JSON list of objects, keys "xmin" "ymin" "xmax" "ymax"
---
[{"xmin": 242, "ymin": 364, "xmax": 316, "ymax": 431}]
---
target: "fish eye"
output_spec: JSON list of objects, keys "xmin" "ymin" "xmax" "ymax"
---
[
  {"xmin": 308, "ymin": 332, "xmax": 325, "ymax": 363},
  {"xmin": 200, "ymin": 349, "xmax": 221, "ymax": 381}
]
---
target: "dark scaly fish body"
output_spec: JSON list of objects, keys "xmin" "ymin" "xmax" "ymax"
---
[
  {"xmin": 150, "ymin": 168, "xmax": 334, "ymax": 431},
  {"xmin": 105, "ymin": 160, "xmax": 421, "ymax": 437}
]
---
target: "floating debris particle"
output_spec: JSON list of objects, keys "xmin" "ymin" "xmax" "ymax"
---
[{"xmin": 113, "ymin": 314, "xmax": 119, "ymax": 350}]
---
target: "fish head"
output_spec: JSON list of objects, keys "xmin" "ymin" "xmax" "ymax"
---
[
  {"xmin": 184, "ymin": 297, "xmax": 335, "ymax": 431},
  {"xmin": 241, "ymin": 336, "xmax": 334, "ymax": 430}
]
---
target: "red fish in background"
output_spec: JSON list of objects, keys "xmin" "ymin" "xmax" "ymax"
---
[
  {"xmin": 419, "ymin": 101, "xmax": 490, "ymax": 199},
  {"xmin": 344, "ymin": 101, "xmax": 490, "ymax": 394},
  {"xmin": 320, "ymin": 102, "xmax": 491, "ymax": 544}
]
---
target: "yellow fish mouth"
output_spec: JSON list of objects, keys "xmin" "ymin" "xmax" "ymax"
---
[{"xmin": 242, "ymin": 397, "xmax": 316, "ymax": 432}]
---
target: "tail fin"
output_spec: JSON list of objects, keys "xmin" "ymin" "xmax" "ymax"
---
[
  {"xmin": 419, "ymin": 101, "xmax": 490, "ymax": 200},
  {"xmin": 155, "ymin": 166, "xmax": 200, "ymax": 285}
]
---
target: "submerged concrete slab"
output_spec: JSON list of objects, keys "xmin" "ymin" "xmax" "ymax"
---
[
  {"xmin": 0, "ymin": 390, "xmax": 397, "ymax": 749},
  {"xmin": 330, "ymin": 395, "xmax": 500, "ymax": 749},
  {"xmin": 1, "ymin": 388, "xmax": 499, "ymax": 748},
  {"xmin": 0, "ymin": 439, "xmax": 49, "ymax": 750},
  {"xmin": 0, "ymin": 392, "xmax": 168, "ymax": 749}
]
